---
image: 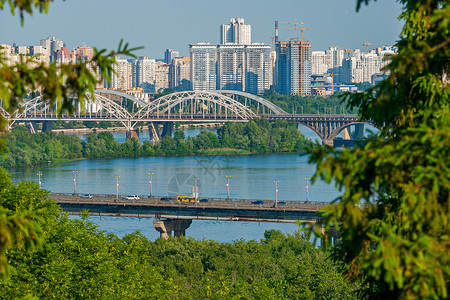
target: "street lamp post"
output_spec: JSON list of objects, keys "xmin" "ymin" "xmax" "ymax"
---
[
  {"xmin": 148, "ymin": 172, "xmax": 154, "ymax": 198},
  {"xmin": 114, "ymin": 174, "xmax": 120, "ymax": 201},
  {"xmin": 37, "ymin": 171, "xmax": 42, "ymax": 188},
  {"xmin": 274, "ymin": 180, "xmax": 279, "ymax": 208},
  {"xmin": 305, "ymin": 177, "xmax": 310, "ymax": 204},
  {"xmin": 73, "ymin": 170, "xmax": 78, "ymax": 195},
  {"xmin": 226, "ymin": 174, "xmax": 231, "ymax": 200},
  {"xmin": 193, "ymin": 178, "xmax": 199, "ymax": 201}
]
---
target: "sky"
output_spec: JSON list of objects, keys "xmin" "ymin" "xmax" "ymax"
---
[{"xmin": 1, "ymin": 0, "xmax": 404, "ymax": 59}]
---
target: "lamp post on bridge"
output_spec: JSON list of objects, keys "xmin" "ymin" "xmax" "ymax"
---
[
  {"xmin": 274, "ymin": 180, "xmax": 279, "ymax": 208},
  {"xmin": 226, "ymin": 174, "xmax": 231, "ymax": 200},
  {"xmin": 305, "ymin": 177, "xmax": 310, "ymax": 204},
  {"xmin": 72, "ymin": 170, "xmax": 78, "ymax": 195},
  {"xmin": 114, "ymin": 174, "xmax": 120, "ymax": 201},
  {"xmin": 148, "ymin": 172, "xmax": 154, "ymax": 198},
  {"xmin": 37, "ymin": 171, "xmax": 42, "ymax": 189},
  {"xmin": 193, "ymin": 177, "xmax": 199, "ymax": 202}
]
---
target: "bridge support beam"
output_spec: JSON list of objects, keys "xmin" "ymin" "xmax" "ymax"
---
[
  {"xmin": 42, "ymin": 121, "xmax": 53, "ymax": 132},
  {"xmin": 341, "ymin": 128, "xmax": 351, "ymax": 140},
  {"xmin": 162, "ymin": 122, "xmax": 174, "ymax": 138},
  {"xmin": 148, "ymin": 122, "xmax": 161, "ymax": 145},
  {"xmin": 153, "ymin": 219, "xmax": 192, "ymax": 239},
  {"xmin": 352, "ymin": 124, "xmax": 364, "ymax": 139},
  {"xmin": 26, "ymin": 122, "xmax": 37, "ymax": 134},
  {"xmin": 126, "ymin": 130, "xmax": 140, "ymax": 141}
]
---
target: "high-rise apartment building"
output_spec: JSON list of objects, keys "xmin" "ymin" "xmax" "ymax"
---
[
  {"xmin": 169, "ymin": 57, "xmax": 191, "ymax": 91},
  {"xmin": 190, "ymin": 43, "xmax": 217, "ymax": 91},
  {"xmin": 133, "ymin": 56, "xmax": 156, "ymax": 92},
  {"xmin": 275, "ymin": 40, "xmax": 311, "ymax": 96},
  {"xmin": 40, "ymin": 36, "xmax": 65, "ymax": 62},
  {"xmin": 245, "ymin": 44, "xmax": 271, "ymax": 95},
  {"xmin": 74, "ymin": 46, "xmax": 94, "ymax": 61},
  {"xmin": 220, "ymin": 17, "xmax": 251, "ymax": 45},
  {"xmin": 155, "ymin": 61, "xmax": 170, "ymax": 93},
  {"xmin": 311, "ymin": 51, "xmax": 330, "ymax": 75},
  {"xmin": 217, "ymin": 44, "xmax": 246, "ymax": 91},
  {"xmin": 164, "ymin": 49, "xmax": 179, "ymax": 64},
  {"xmin": 111, "ymin": 57, "xmax": 133, "ymax": 90}
]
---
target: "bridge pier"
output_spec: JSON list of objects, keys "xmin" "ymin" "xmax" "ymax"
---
[
  {"xmin": 162, "ymin": 122, "xmax": 174, "ymax": 137},
  {"xmin": 352, "ymin": 124, "xmax": 364, "ymax": 139},
  {"xmin": 42, "ymin": 121, "xmax": 53, "ymax": 132},
  {"xmin": 322, "ymin": 139, "xmax": 334, "ymax": 146},
  {"xmin": 126, "ymin": 130, "xmax": 140, "ymax": 141},
  {"xmin": 153, "ymin": 218, "xmax": 192, "ymax": 239},
  {"xmin": 148, "ymin": 122, "xmax": 161, "ymax": 145},
  {"xmin": 321, "ymin": 225, "xmax": 340, "ymax": 248}
]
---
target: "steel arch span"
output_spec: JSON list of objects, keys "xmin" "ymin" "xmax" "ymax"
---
[
  {"xmin": 210, "ymin": 90, "xmax": 287, "ymax": 115},
  {"xmin": 7, "ymin": 92, "xmax": 135, "ymax": 130},
  {"xmin": 132, "ymin": 91, "xmax": 258, "ymax": 125}
]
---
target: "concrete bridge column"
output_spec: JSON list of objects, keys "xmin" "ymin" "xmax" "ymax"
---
[
  {"xmin": 162, "ymin": 122, "xmax": 174, "ymax": 137},
  {"xmin": 42, "ymin": 121, "xmax": 53, "ymax": 132},
  {"xmin": 153, "ymin": 219, "xmax": 192, "ymax": 239},
  {"xmin": 126, "ymin": 130, "xmax": 140, "ymax": 141},
  {"xmin": 321, "ymin": 225, "xmax": 340, "ymax": 248},
  {"xmin": 322, "ymin": 139, "xmax": 334, "ymax": 146},
  {"xmin": 148, "ymin": 122, "xmax": 161, "ymax": 145},
  {"xmin": 353, "ymin": 124, "xmax": 364, "ymax": 139}
]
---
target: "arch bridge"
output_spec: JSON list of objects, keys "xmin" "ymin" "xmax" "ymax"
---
[{"xmin": 1, "ymin": 89, "xmax": 374, "ymax": 145}]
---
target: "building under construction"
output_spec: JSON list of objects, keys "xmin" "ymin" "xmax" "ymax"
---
[{"xmin": 274, "ymin": 21, "xmax": 312, "ymax": 96}]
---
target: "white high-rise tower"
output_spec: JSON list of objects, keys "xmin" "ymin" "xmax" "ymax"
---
[{"xmin": 220, "ymin": 17, "xmax": 251, "ymax": 45}]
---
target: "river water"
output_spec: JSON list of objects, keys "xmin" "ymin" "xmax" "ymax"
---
[{"xmin": 7, "ymin": 125, "xmax": 343, "ymax": 243}]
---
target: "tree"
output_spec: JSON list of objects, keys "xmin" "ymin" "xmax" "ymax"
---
[
  {"xmin": 0, "ymin": 0, "xmax": 139, "ymax": 275},
  {"xmin": 307, "ymin": 0, "xmax": 449, "ymax": 298}
]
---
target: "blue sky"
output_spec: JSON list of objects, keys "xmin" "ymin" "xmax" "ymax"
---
[{"xmin": 1, "ymin": 0, "xmax": 403, "ymax": 58}]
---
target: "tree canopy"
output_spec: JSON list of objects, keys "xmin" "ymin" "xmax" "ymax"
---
[{"xmin": 308, "ymin": 0, "xmax": 449, "ymax": 298}]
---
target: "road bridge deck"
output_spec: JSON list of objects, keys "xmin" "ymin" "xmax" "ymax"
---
[{"xmin": 52, "ymin": 193, "xmax": 328, "ymax": 223}]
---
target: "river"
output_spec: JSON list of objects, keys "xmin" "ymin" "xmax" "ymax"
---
[{"xmin": 7, "ymin": 125, "xmax": 342, "ymax": 243}]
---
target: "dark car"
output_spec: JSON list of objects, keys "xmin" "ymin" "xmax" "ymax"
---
[
  {"xmin": 80, "ymin": 194, "xmax": 92, "ymax": 199},
  {"xmin": 160, "ymin": 197, "xmax": 173, "ymax": 201},
  {"xmin": 273, "ymin": 201, "xmax": 287, "ymax": 207},
  {"xmin": 199, "ymin": 198, "xmax": 209, "ymax": 203},
  {"xmin": 251, "ymin": 200, "xmax": 264, "ymax": 205}
]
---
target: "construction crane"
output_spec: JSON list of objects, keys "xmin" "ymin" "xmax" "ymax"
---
[
  {"xmin": 329, "ymin": 72, "xmax": 340, "ymax": 95},
  {"xmin": 363, "ymin": 40, "xmax": 372, "ymax": 53},
  {"xmin": 269, "ymin": 35, "xmax": 275, "ymax": 50},
  {"xmin": 277, "ymin": 19, "xmax": 304, "ymax": 41}
]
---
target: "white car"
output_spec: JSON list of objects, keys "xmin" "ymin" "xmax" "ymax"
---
[{"xmin": 126, "ymin": 195, "xmax": 140, "ymax": 200}]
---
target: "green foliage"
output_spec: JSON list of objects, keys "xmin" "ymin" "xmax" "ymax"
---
[
  {"xmin": 308, "ymin": 0, "xmax": 450, "ymax": 298},
  {"xmin": 264, "ymin": 91, "xmax": 357, "ymax": 114},
  {"xmin": 0, "ymin": 120, "xmax": 313, "ymax": 167}
]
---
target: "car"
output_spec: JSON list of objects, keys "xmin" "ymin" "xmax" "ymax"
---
[
  {"xmin": 251, "ymin": 200, "xmax": 264, "ymax": 205},
  {"xmin": 126, "ymin": 195, "xmax": 140, "ymax": 200},
  {"xmin": 80, "ymin": 194, "xmax": 92, "ymax": 199},
  {"xmin": 199, "ymin": 198, "xmax": 209, "ymax": 203},
  {"xmin": 160, "ymin": 197, "xmax": 173, "ymax": 201},
  {"xmin": 273, "ymin": 201, "xmax": 287, "ymax": 207}
]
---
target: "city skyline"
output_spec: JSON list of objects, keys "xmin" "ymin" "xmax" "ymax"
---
[{"xmin": 1, "ymin": 0, "xmax": 403, "ymax": 58}]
